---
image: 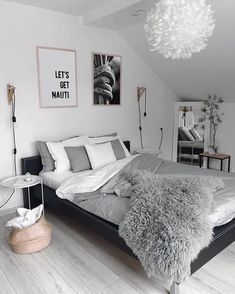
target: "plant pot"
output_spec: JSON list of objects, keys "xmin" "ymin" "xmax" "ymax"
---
[{"xmin": 208, "ymin": 146, "xmax": 219, "ymax": 154}]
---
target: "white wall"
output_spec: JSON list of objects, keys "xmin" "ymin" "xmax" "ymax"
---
[
  {"xmin": 0, "ymin": 0, "xmax": 178, "ymax": 211},
  {"xmin": 214, "ymin": 103, "xmax": 235, "ymax": 171}
]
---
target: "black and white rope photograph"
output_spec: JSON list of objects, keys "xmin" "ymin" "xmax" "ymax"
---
[{"xmin": 93, "ymin": 53, "xmax": 121, "ymax": 105}]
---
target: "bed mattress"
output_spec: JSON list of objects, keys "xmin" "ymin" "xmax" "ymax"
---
[{"xmin": 41, "ymin": 159, "xmax": 235, "ymax": 227}]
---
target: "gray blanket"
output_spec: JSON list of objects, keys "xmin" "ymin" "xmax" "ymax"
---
[
  {"xmin": 101, "ymin": 154, "xmax": 163, "ymax": 197},
  {"xmin": 118, "ymin": 170, "xmax": 224, "ymax": 283},
  {"xmin": 100, "ymin": 153, "xmax": 232, "ymax": 197},
  {"xmin": 92, "ymin": 154, "xmax": 226, "ymax": 282},
  {"xmin": 72, "ymin": 154, "xmax": 227, "ymax": 282}
]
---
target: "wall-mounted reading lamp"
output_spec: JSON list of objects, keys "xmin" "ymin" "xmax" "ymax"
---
[
  {"xmin": 7, "ymin": 84, "xmax": 17, "ymax": 176},
  {"xmin": 137, "ymin": 86, "xmax": 163, "ymax": 156},
  {"xmin": 0, "ymin": 85, "xmax": 18, "ymax": 209},
  {"xmin": 8, "ymin": 84, "xmax": 16, "ymax": 105}
]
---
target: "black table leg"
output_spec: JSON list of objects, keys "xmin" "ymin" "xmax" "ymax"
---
[
  {"xmin": 199, "ymin": 156, "xmax": 202, "ymax": 168},
  {"xmin": 228, "ymin": 157, "xmax": 231, "ymax": 172},
  {"xmin": 220, "ymin": 159, "xmax": 223, "ymax": 171},
  {"xmin": 207, "ymin": 157, "xmax": 210, "ymax": 169}
]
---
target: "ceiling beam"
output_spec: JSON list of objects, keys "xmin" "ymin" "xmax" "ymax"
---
[{"xmin": 83, "ymin": 0, "xmax": 142, "ymax": 25}]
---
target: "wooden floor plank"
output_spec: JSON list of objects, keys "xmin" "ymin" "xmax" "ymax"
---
[
  {"xmin": 0, "ymin": 241, "xmax": 46, "ymax": 294},
  {"xmin": 0, "ymin": 211, "xmax": 234, "ymax": 294},
  {"xmin": 46, "ymin": 212, "xmax": 170, "ymax": 294},
  {"xmin": 0, "ymin": 270, "xmax": 16, "ymax": 294}
]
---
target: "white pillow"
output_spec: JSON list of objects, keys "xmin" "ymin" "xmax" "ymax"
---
[
  {"xmin": 181, "ymin": 127, "xmax": 195, "ymax": 141},
  {"xmin": 89, "ymin": 136, "xmax": 131, "ymax": 157},
  {"xmin": 47, "ymin": 136, "xmax": 90, "ymax": 173},
  {"xmin": 85, "ymin": 142, "xmax": 116, "ymax": 170}
]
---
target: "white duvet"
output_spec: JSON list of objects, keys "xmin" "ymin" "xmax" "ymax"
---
[{"xmin": 56, "ymin": 155, "xmax": 138, "ymax": 201}]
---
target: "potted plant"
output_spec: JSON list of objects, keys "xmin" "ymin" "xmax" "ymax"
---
[{"xmin": 203, "ymin": 95, "xmax": 223, "ymax": 153}]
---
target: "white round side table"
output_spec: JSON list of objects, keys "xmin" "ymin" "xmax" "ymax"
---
[{"xmin": 0, "ymin": 175, "xmax": 44, "ymax": 214}]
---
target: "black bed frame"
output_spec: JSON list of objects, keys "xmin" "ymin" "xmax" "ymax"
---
[{"xmin": 21, "ymin": 141, "xmax": 235, "ymax": 293}]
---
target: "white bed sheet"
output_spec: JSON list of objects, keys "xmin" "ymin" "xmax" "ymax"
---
[{"xmin": 209, "ymin": 178, "xmax": 235, "ymax": 226}]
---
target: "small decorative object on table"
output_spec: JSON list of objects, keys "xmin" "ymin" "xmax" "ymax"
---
[
  {"xmin": 202, "ymin": 95, "xmax": 224, "ymax": 153},
  {"xmin": 199, "ymin": 152, "xmax": 231, "ymax": 172},
  {"xmin": 0, "ymin": 174, "xmax": 51, "ymax": 254}
]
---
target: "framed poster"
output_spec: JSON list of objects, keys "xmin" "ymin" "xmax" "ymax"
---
[
  {"xmin": 36, "ymin": 46, "xmax": 78, "ymax": 108},
  {"xmin": 93, "ymin": 53, "xmax": 121, "ymax": 105}
]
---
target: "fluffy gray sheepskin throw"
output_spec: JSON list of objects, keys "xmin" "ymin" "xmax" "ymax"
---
[{"xmin": 119, "ymin": 170, "xmax": 224, "ymax": 283}]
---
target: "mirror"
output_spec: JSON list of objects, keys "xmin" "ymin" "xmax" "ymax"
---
[{"xmin": 173, "ymin": 102, "xmax": 208, "ymax": 166}]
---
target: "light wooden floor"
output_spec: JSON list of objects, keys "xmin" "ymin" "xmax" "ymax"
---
[{"xmin": 0, "ymin": 211, "xmax": 234, "ymax": 294}]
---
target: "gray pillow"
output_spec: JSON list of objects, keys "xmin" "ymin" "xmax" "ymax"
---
[
  {"xmin": 97, "ymin": 139, "xmax": 126, "ymax": 160},
  {"xmin": 110, "ymin": 139, "xmax": 126, "ymax": 160},
  {"xmin": 178, "ymin": 128, "xmax": 190, "ymax": 141},
  {"xmin": 37, "ymin": 141, "xmax": 55, "ymax": 172},
  {"xmin": 37, "ymin": 135, "xmax": 79, "ymax": 172},
  {"xmin": 189, "ymin": 128, "xmax": 202, "ymax": 141},
  {"xmin": 65, "ymin": 146, "xmax": 91, "ymax": 173}
]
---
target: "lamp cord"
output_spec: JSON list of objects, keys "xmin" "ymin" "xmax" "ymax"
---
[
  {"xmin": 0, "ymin": 86, "xmax": 17, "ymax": 209},
  {"xmin": 138, "ymin": 97, "xmax": 144, "ymax": 149},
  {"xmin": 11, "ymin": 90, "xmax": 17, "ymax": 176},
  {"xmin": 0, "ymin": 189, "xmax": 15, "ymax": 209},
  {"xmin": 144, "ymin": 90, "xmax": 147, "ymax": 117},
  {"xmin": 158, "ymin": 128, "xmax": 164, "ymax": 151}
]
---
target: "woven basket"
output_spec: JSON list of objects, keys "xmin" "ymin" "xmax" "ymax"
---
[{"xmin": 8, "ymin": 216, "xmax": 51, "ymax": 254}]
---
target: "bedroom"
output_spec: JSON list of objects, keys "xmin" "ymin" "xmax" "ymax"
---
[{"xmin": 0, "ymin": 0, "xmax": 234, "ymax": 293}]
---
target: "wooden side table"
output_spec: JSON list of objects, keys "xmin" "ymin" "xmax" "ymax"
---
[{"xmin": 199, "ymin": 152, "xmax": 231, "ymax": 172}]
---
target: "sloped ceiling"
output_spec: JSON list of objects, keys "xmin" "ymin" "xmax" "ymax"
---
[
  {"xmin": 87, "ymin": 0, "xmax": 235, "ymax": 102},
  {"xmin": 3, "ymin": 0, "xmax": 141, "ymax": 16},
  {"xmin": 3, "ymin": 0, "xmax": 235, "ymax": 101}
]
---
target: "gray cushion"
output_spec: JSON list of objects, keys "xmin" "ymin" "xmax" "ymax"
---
[
  {"xmin": 37, "ymin": 135, "xmax": 79, "ymax": 172},
  {"xmin": 97, "ymin": 139, "xmax": 126, "ymax": 160},
  {"xmin": 189, "ymin": 128, "xmax": 202, "ymax": 140},
  {"xmin": 110, "ymin": 139, "xmax": 126, "ymax": 160},
  {"xmin": 178, "ymin": 127, "xmax": 190, "ymax": 141},
  {"xmin": 64, "ymin": 146, "xmax": 91, "ymax": 173},
  {"xmin": 37, "ymin": 141, "xmax": 55, "ymax": 172}
]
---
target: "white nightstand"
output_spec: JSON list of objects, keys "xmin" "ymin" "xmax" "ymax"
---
[
  {"xmin": 0, "ymin": 175, "xmax": 44, "ymax": 214},
  {"xmin": 136, "ymin": 148, "xmax": 162, "ymax": 157}
]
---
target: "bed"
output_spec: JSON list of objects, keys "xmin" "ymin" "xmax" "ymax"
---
[{"xmin": 21, "ymin": 141, "xmax": 235, "ymax": 294}]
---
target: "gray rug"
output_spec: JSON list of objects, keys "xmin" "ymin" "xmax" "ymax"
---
[{"xmin": 119, "ymin": 170, "xmax": 224, "ymax": 283}]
